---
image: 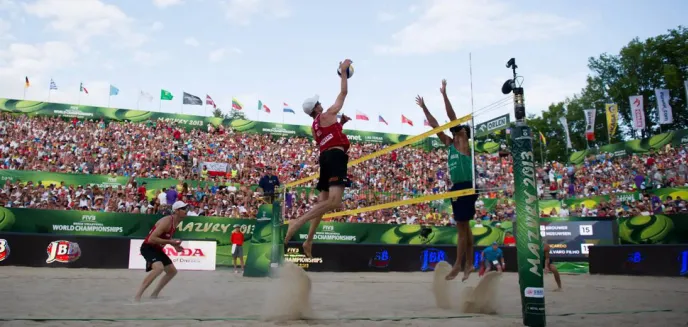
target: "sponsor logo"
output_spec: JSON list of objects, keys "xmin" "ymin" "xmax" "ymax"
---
[
  {"xmin": 369, "ymin": 248, "xmax": 390, "ymax": 268},
  {"xmin": 322, "ymin": 225, "xmax": 334, "ymax": 232},
  {"xmin": 420, "ymin": 248, "xmax": 446, "ymax": 271},
  {"xmin": 46, "ymin": 240, "xmax": 81, "ymax": 263},
  {"xmin": 284, "ymin": 247, "xmax": 323, "ymax": 269},
  {"xmin": 524, "ymin": 287, "xmax": 545, "ymax": 298},
  {"xmin": 0, "ymin": 239, "xmax": 9, "ymax": 262}
]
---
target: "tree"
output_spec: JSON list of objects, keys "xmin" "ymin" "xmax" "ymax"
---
[
  {"xmin": 211, "ymin": 107, "xmax": 229, "ymax": 119},
  {"xmin": 211, "ymin": 107, "xmax": 247, "ymax": 120}
]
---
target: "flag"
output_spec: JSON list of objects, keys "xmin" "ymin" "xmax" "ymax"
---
[
  {"xmin": 355, "ymin": 111, "xmax": 369, "ymax": 121},
  {"xmin": 378, "ymin": 115, "xmax": 388, "ymax": 125},
  {"xmin": 25, "ymin": 76, "xmax": 30, "ymax": 88},
  {"xmin": 258, "ymin": 100, "xmax": 271, "ymax": 113},
  {"xmin": 205, "ymin": 95, "xmax": 216, "ymax": 108},
  {"xmin": 80, "ymin": 82, "xmax": 89, "ymax": 94},
  {"xmin": 629, "ymin": 95, "xmax": 645, "ymax": 129},
  {"xmin": 584, "ymin": 109, "xmax": 596, "ymax": 141},
  {"xmin": 402, "ymin": 115, "xmax": 413, "ymax": 126},
  {"xmin": 539, "ymin": 131, "xmax": 547, "ymax": 146},
  {"xmin": 109, "ymin": 85, "xmax": 119, "ymax": 96},
  {"xmin": 283, "ymin": 102, "xmax": 295, "ymax": 114},
  {"xmin": 655, "ymin": 88, "xmax": 673, "ymax": 124},
  {"xmin": 604, "ymin": 103, "xmax": 618, "ymax": 137},
  {"xmin": 139, "ymin": 91, "xmax": 153, "ymax": 102},
  {"xmin": 160, "ymin": 89, "xmax": 173, "ymax": 100},
  {"xmin": 559, "ymin": 116, "xmax": 572, "ymax": 149},
  {"xmin": 232, "ymin": 97, "xmax": 243, "ymax": 110},
  {"xmin": 424, "ymin": 119, "xmax": 430, "ymax": 126},
  {"xmin": 183, "ymin": 92, "xmax": 203, "ymax": 105},
  {"xmin": 49, "ymin": 79, "xmax": 57, "ymax": 90}
]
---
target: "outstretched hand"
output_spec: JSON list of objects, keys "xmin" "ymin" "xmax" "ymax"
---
[
  {"xmin": 415, "ymin": 95, "xmax": 426, "ymax": 109},
  {"xmin": 440, "ymin": 79, "xmax": 447, "ymax": 95},
  {"xmin": 340, "ymin": 114, "xmax": 351, "ymax": 125}
]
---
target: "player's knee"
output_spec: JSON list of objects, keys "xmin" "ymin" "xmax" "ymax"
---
[{"xmin": 164, "ymin": 265, "xmax": 178, "ymax": 276}]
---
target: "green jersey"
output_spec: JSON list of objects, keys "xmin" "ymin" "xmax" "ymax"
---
[{"xmin": 448, "ymin": 145, "xmax": 473, "ymax": 184}]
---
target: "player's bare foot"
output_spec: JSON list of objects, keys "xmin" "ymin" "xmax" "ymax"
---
[
  {"xmin": 150, "ymin": 293, "xmax": 159, "ymax": 299},
  {"xmin": 134, "ymin": 295, "xmax": 142, "ymax": 302},
  {"xmin": 552, "ymin": 287, "xmax": 562, "ymax": 292},
  {"xmin": 461, "ymin": 265, "xmax": 473, "ymax": 282},
  {"xmin": 445, "ymin": 264, "xmax": 462, "ymax": 280},
  {"xmin": 302, "ymin": 242, "xmax": 313, "ymax": 258}
]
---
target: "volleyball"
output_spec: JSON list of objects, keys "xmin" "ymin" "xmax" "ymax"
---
[
  {"xmin": 337, "ymin": 62, "xmax": 354, "ymax": 79},
  {"xmin": 618, "ymin": 215, "xmax": 674, "ymax": 244}
]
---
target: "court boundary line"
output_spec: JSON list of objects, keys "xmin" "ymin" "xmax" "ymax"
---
[
  {"xmin": 1, "ymin": 308, "xmax": 680, "ymax": 322},
  {"xmin": 284, "ymin": 113, "xmax": 473, "ymax": 188}
]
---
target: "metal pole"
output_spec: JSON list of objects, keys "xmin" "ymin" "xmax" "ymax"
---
[{"xmin": 469, "ymin": 53, "xmax": 476, "ymax": 191}]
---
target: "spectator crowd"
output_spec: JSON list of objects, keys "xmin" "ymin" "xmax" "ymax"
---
[{"xmin": 1, "ymin": 113, "xmax": 687, "ymax": 225}]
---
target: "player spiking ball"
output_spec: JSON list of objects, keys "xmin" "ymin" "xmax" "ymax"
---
[{"xmin": 417, "ymin": 79, "xmax": 479, "ymax": 281}]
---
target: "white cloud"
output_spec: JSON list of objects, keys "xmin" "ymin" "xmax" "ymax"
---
[
  {"xmin": 377, "ymin": 12, "xmax": 396, "ymax": 22},
  {"xmin": 184, "ymin": 37, "xmax": 200, "ymax": 47},
  {"xmin": 222, "ymin": 0, "xmax": 290, "ymax": 25},
  {"xmin": 152, "ymin": 0, "xmax": 183, "ymax": 8},
  {"xmin": 132, "ymin": 50, "xmax": 168, "ymax": 66},
  {"xmin": 375, "ymin": 0, "xmax": 583, "ymax": 55},
  {"xmin": 208, "ymin": 47, "xmax": 241, "ymax": 62},
  {"xmin": 151, "ymin": 21, "xmax": 164, "ymax": 31},
  {"xmin": 23, "ymin": 0, "xmax": 146, "ymax": 48}
]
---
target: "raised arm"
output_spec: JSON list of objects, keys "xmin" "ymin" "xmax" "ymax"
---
[
  {"xmin": 440, "ymin": 79, "xmax": 458, "ymax": 121},
  {"xmin": 325, "ymin": 59, "xmax": 352, "ymax": 117},
  {"xmin": 416, "ymin": 95, "xmax": 451, "ymax": 146}
]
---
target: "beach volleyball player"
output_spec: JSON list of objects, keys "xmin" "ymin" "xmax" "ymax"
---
[
  {"xmin": 417, "ymin": 79, "xmax": 479, "ymax": 282},
  {"xmin": 134, "ymin": 201, "xmax": 189, "ymax": 301},
  {"xmin": 283, "ymin": 59, "xmax": 353, "ymax": 257},
  {"xmin": 543, "ymin": 240, "xmax": 563, "ymax": 291}
]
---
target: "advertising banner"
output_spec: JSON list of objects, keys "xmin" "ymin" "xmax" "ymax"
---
[
  {"xmin": 539, "ymin": 217, "xmax": 617, "ymax": 260},
  {"xmin": 589, "ymin": 245, "xmax": 688, "ymax": 277},
  {"xmin": 568, "ymin": 129, "xmax": 688, "ymax": 164},
  {"xmin": 128, "ymin": 239, "xmax": 217, "ymax": 271},
  {"xmin": 475, "ymin": 114, "xmax": 510, "ymax": 138},
  {"xmin": 0, "ymin": 232, "xmax": 130, "ymax": 268},
  {"xmin": 618, "ymin": 214, "xmax": 688, "ymax": 245}
]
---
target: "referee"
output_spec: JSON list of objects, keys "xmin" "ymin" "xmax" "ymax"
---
[{"xmin": 259, "ymin": 166, "xmax": 280, "ymax": 203}]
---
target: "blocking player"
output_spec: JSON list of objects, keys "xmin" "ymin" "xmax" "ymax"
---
[
  {"xmin": 134, "ymin": 201, "xmax": 189, "ymax": 301},
  {"xmin": 417, "ymin": 79, "xmax": 479, "ymax": 281}
]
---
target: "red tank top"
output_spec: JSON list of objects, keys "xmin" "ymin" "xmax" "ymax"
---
[
  {"xmin": 312, "ymin": 114, "xmax": 350, "ymax": 153},
  {"xmin": 143, "ymin": 217, "xmax": 176, "ymax": 249}
]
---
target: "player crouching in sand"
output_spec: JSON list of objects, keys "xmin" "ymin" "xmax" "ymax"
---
[{"xmin": 134, "ymin": 201, "xmax": 189, "ymax": 301}]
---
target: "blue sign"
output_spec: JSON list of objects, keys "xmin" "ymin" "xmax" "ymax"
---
[
  {"xmin": 680, "ymin": 250, "xmax": 688, "ymax": 276},
  {"xmin": 420, "ymin": 248, "xmax": 446, "ymax": 271},
  {"xmin": 369, "ymin": 248, "xmax": 390, "ymax": 268}
]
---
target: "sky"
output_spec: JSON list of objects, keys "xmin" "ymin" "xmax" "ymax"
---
[{"xmin": 0, "ymin": 0, "xmax": 686, "ymax": 136}]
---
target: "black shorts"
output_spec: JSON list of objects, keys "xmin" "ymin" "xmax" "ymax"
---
[
  {"xmin": 316, "ymin": 148, "xmax": 349, "ymax": 192},
  {"xmin": 450, "ymin": 181, "xmax": 479, "ymax": 222},
  {"xmin": 140, "ymin": 243, "xmax": 173, "ymax": 272}
]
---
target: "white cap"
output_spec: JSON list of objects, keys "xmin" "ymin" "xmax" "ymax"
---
[
  {"xmin": 172, "ymin": 201, "xmax": 188, "ymax": 211},
  {"xmin": 302, "ymin": 95, "xmax": 320, "ymax": 115}
]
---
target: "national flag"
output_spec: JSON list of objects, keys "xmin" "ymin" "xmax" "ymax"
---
[
  {"xmin": 109, "ymin": 85, "xmax": 119, "ymax": 96},
  {"xmin": 378, "ymin": 115, "xmax": 388, "ymax": 125},
  {"xmin": 402, "ymin": 115, "xmax": 413, "ymax": 126},
  {"xmin": 139, "ymin": 91, "xmax": 153, "ymax": 102},
  {"xmin": 49, "ymin": 79, "xmax": 57, "ymax": 90},
  {"xmin": 258, "ymin": 100, "xmax": 271, "ymax": 113},
  {"xmin": 355, "ymin": 110, "xmax": 369, "ymax": 121},
  {"xmin": 160, "ymin": 89, "xmax": 173, "ymax": 100},
  {"xmin": 424, "ymin": 119, "xmax": 430, "ymax": 126},
  {"xmin": 584, "ymin": 109, "xmax": 596, "ymax": 141},
  {"xmin": 232, "ymin": 97, "xmax": 243, "ymax": 110},
  {"xmin": 182, "ymin": 92, "xmax": 203, "ymax": 105},
  {"xmin": 80, "ymin": 82, "xmax": 89, "ymax": 94},
  {"xmin": 25, "ymin": 76, "xmax": 30, "ymax": 88},
  {"xmin": 539, "ymin": 131, "xmax": 547, "ymax": 146},
  {"xmin": 206, "ymin": 95, "xmax": 216, "ymax": 108},
  {"xmin": 283, "ymin": 102, "xmax": 295, "ymax": 114}
]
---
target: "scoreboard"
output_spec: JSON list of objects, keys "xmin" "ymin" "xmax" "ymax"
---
[{"xmin": 539, "ymin": 217, "xmax": 617, "ymax": 260}]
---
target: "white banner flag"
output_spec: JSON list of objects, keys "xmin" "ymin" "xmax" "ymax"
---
[
  {"xmin": 655, "ymin": 88, "xmax": 673, "ymax": 124},
  {"xmin": 584, "ymin": 109, "xmax": 596, "ymax": 141},
  {"xmin": 684, "ymin": 80, "xmax": 688, "ymax": 107},
  {"xmin": 629, "ymin": 95, "xmax": 646, "ymax": 129},
  {"xmin": 559, "ymin": 116, "xmax": 572, "ymax": 149}
]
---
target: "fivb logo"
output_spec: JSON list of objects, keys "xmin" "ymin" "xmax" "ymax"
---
[
  {"xmin": 46, "ymin": 240, "xmax": 81, "ymax": 264},
  {"xmin": 322, "ymin": 225, "xmax": 334, "ymax": 232},
  {"xmin": 0, "ymin": 239, "xmax": 9, "ymax": 262}
]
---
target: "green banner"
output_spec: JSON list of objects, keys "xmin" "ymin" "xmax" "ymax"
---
[
  {"xmin": 510, "ymin": 124, "xmax": 546, "ymax": 326},
  {"xmin": 568, "ymin": 129, "xmax": 688, "ymax": 164},
  {"xmin": 475, "ymin": 114, "xmax": 510, "ymax": 138}
]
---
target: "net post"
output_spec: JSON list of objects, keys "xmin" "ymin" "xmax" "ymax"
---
[
  {"xmin": 511, "ymin": 122, "xmax": 546, "ymax": 325},
  {"xmin": 269, "ymin": 195, "xmax": 284, "ymax": 276}
]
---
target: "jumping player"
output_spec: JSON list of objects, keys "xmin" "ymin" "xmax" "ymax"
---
[
  {"xmin": 134, "ymin": 201, "xmax": 189, "ymax": 301},
  {"xmin": 543, "ymin": 240, "xmax": 563, "ymax": 291},
  {"xmin": 283, "ymin": 59, "xmax": 353, "ymax": 257},
  {"xmin": 417, "ymin": 79, "xmax": 479, "ymax": 281}
]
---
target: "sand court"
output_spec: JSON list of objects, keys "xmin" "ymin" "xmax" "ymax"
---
[{"xmin": 0, "ymin": 266, "xmax": 686, "ymax": 327}]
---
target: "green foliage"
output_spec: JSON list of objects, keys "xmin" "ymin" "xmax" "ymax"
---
[{"xmin": 527, "ymin": 26, "xmax": 688, "ymax": 162}]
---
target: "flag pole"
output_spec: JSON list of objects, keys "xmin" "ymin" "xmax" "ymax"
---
[
  {"xmin": 108, "ymin": 94, "xmax": 111, "ymax": 108},
  {"xmin": 469, "ymin": 52, "xmax": 476, "ymax": 191},
  {"xmin": 23, "ymin": 86, "xmax": 26, "ymax": 100}
]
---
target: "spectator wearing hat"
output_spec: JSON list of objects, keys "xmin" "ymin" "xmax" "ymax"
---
[
  {"xmin": 259, "ymin": 166, "xmax": 280, "ymax": 203},
  {"xmin": 230, "ymin": 224, "xmax": 245, "ymax": 274}
]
